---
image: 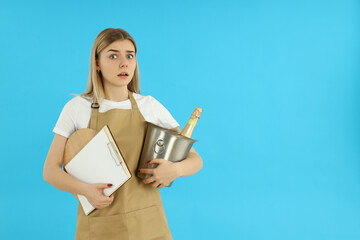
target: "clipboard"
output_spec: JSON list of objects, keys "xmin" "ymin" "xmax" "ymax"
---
[{"xmin": 64, "ymin": 125, "xmax": 131, "ymax": 215}]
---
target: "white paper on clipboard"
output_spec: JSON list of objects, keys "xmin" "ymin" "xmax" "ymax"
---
[{"xmin": 65, "ymin": 125, "xmax": 131, "ymax": 215}]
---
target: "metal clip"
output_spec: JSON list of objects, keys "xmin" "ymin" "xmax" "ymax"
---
[
  {"xmin": 108, "ymin": 142, "xmax": 121, "ymax": 166},
  {"xmin": 91, "ymin": 103, "xmax": 100, "ymax": 109}
]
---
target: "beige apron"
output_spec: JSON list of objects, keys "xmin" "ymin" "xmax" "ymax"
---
[{"xmin": 74, "ymin": 90, "xmax": 173, "ymax": 240}]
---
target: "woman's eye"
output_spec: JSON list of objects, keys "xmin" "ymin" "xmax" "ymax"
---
[
  {"xmin": 110, "ymin": 54, "xmax": 117, "ymax": 59},
  {"xmin": 127, "ymin": 54, "xmax": 134, "ymax": 59}
]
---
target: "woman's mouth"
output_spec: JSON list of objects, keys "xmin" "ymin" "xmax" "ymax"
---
[{"xmin": 118, "ymin": 72, "xmax": 129, "ymax": 79}]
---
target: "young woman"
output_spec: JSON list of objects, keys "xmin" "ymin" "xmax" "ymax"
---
[{"xmin": 43, "ymin": 28, "xmax": 203, "ymax": 240}]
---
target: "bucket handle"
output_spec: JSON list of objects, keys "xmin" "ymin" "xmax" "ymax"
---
[{"xmin": 154, "ymin": 139, "xmax": 165, "ymax": 154}]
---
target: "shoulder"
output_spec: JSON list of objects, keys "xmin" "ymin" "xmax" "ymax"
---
[
  {"xmin": 132, "ymin": 92, "xmax": 169, "ymax": 111},
  {"xmin": 133, "ymin": 92, "xmax": 154, "ymax": 103},
  {"xmin": 132, "ymin": 92, "xmax": 157, "ymax": 109},
  {"xmin": 134, "ymin": 92, "xmax": 167, "ymax": 103},
  {"xmin": 63, "ymin": 94, "xmax": 91, "ymax": 107},
  {"xmin": 69, "ymin": 94, "xmax": 92, "ymax": 108},
  {"xmin": 59, "ymin": 95, "xmax": 92, "ymax": 118},
  {"xmin": 133, "ymin": 92, "xmax": 179, "ymax": 129}
]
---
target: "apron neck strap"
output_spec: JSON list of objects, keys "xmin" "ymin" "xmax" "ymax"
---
[
  {"xmin": 89, "ymin": 90, "xmax": 138, "ymax": 130},
  {"xmin": 90, "ymin": 101, "xmax": 99, "ymax": 130},
  {"xmin": 128, "ymin": 90, "xmax": 139, "ymax": 111}
]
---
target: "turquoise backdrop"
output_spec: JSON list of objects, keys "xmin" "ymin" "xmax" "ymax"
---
[{"xmin": 1, "ymin": 0, "xmax": 359, "ymax": 239}]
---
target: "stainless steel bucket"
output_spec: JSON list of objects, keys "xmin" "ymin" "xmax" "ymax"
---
[{"xmin": 137, "ymin": 122, "xmax": 196, "ymax": 186}]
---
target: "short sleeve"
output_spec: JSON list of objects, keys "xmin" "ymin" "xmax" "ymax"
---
[
  {"xmin": 150, "ymin": 96, "xmax": 180, "ymax": 129},
  {"xmin": 52, "ymin": 97, "xmax": 79, "ymax": 138}
]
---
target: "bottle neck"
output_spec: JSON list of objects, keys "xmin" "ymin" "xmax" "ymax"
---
[
  {"xmin": 187, "ymin": 117, "xmax": 199, "ymax": 125},
  {"xmin": 180, "ymin": 107, "xmax": 202, "ymax": 138}
]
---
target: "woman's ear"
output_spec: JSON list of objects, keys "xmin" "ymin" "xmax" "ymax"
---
[{"xmin": 96, "ymin": 60, "xmax": 100, "ymax": 71}]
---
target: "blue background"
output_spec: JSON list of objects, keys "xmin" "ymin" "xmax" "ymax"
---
[{"xmin": 1, "ymin": 0, "xmax": 360, "ymax": 239}]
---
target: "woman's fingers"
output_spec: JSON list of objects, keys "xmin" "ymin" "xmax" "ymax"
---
[
  {"xmin": 104, "ymin": 194, "xmax": 114, "ymax": 204},
  {"xmin": 95, "ymin": 195, "xmax": 114, "ymax": 209},
  {"xmin": 108, "ymin": 195, "xmax": 114, "ymax": 204},
  {"xmin": 138, "ymin": 168, "xmax": 154, "ymax": 174},
  {"xmin": 85, "ymin": 183, "xmax": 115, "ymax": 209},
  {"xmin": 157, "ymin": 184, "xmax": 164, "ymax": 189},
  {"xmin": 96, "ymin": 183, "xmax": 113, "ymax": 189},
  {"xmin": 147, "ymin": 158, "xmax": 164, "ymax": 165},
  {"xmin": 151, "ymin": 181, "xmax": 165, "ymax": 188},
  {"xmin": 96, "ymin": 189, "xmax": 114, "ymax": 208},
  {"xmin": 142, "ymin": 173, "xmax": 167, "ymax": 188},
  {"xmin": 142, "ymin": 176, "xmax": 165, "ymax": 188},
  {"xmin": 143, "ymin": 176, "xmax": 155, "ymax": 184}
]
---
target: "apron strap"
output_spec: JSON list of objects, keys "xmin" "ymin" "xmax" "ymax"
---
[
  {"xmin": 89, "ymin": 90, "xmax": 138, "ymax": 130},
  {"xmin": 128, "ymin": 90, "xmax": 139, "ymax": 111},
  {"xmin": 89, "ymin": 102, "xmax": 99, "ymax": 130}
]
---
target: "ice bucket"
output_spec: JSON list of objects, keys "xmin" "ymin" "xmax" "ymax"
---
[{"xmin": 137, "ymin": 122, "xmax": 196, "ymax": 186}]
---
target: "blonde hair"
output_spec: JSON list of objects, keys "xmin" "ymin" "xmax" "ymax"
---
[{"xmin": 80, "ymin": 28, "xmax": 140, "ymax": 104}]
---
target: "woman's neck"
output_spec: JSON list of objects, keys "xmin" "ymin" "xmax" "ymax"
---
[{"xmin": 104, "ymin": 85, "xmax": 129, "ymax": 102}]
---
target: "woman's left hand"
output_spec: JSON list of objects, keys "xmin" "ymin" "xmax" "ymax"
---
[{"xmin": 138, "ymin": 159, "xmax": 179, "ymax": 188}]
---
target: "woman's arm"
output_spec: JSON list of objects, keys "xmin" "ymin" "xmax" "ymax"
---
[
  {"xmin": 139, "ymin": 127, "xmax": 203, "ymax": 188},
  {"xmin": 169, "ymin": 127, "xmax": 203, "ymax": 177},
  {"xmin": 43, "ymin": 134, "xmax": 114, "ymax": 209},
  {"xmin": 43, "ymin": 134, "xmax": 89, "ymax": 195}
]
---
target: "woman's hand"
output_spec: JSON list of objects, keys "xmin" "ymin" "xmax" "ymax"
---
[
  {"xmin": 138, "ymin": 159, "xmax": 180, "ymax": 188},
  {"xmin": 83, "ymin": 183, "xmax": 114, "ymax": 209}
]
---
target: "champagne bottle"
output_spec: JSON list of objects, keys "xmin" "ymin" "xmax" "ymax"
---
[{"xmin": 180, "ymin": 107, "xmax": 203, "ymax": 138}]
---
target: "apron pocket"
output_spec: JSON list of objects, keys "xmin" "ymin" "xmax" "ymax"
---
[
  {"xmin": 89, "ymin": 213, "xmax": 128, "ymax": 240},
  {"xmin": 88, "ymin": 205, "xmax": 171, "ymax": 240},
  {"xmin": 126, "ymin": 205, "xmax": 172, "ymax": 240}
]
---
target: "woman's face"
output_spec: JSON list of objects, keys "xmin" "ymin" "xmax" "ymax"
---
[{"xmin": 96, "ymin": 39, "xmax": 137, "ymax": 89}]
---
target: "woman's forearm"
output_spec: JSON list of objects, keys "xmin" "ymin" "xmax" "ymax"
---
[
  {"xmin": 43, "ymin": 164, "xmax": 88, "ymax": 196},
  {"xmin": 169, "ymin": 127, "xmax": 203, "ymax": 177},
  {"xmin": 174, "ymin": 151, "xmax": 203, "ymax": 177}
]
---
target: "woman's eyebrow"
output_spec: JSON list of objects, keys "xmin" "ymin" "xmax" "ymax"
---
[{"xmin": 107, "ymin": 49, "xmax": 135, "ymax": 53}]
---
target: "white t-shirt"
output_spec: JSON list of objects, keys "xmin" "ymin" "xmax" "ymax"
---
[{"xmin": 53, "ymin": 93, "xmax": 180, "ymax": 138}]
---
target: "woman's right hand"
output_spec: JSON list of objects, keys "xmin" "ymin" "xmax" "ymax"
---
[{"xmin": 84, "ymin": 183, "xmax": 114, "ymax": 209}]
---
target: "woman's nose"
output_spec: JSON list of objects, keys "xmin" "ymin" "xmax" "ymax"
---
[{"xmin": 119, "ymin": 57, "xmax": 128, "ymax": 68}]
